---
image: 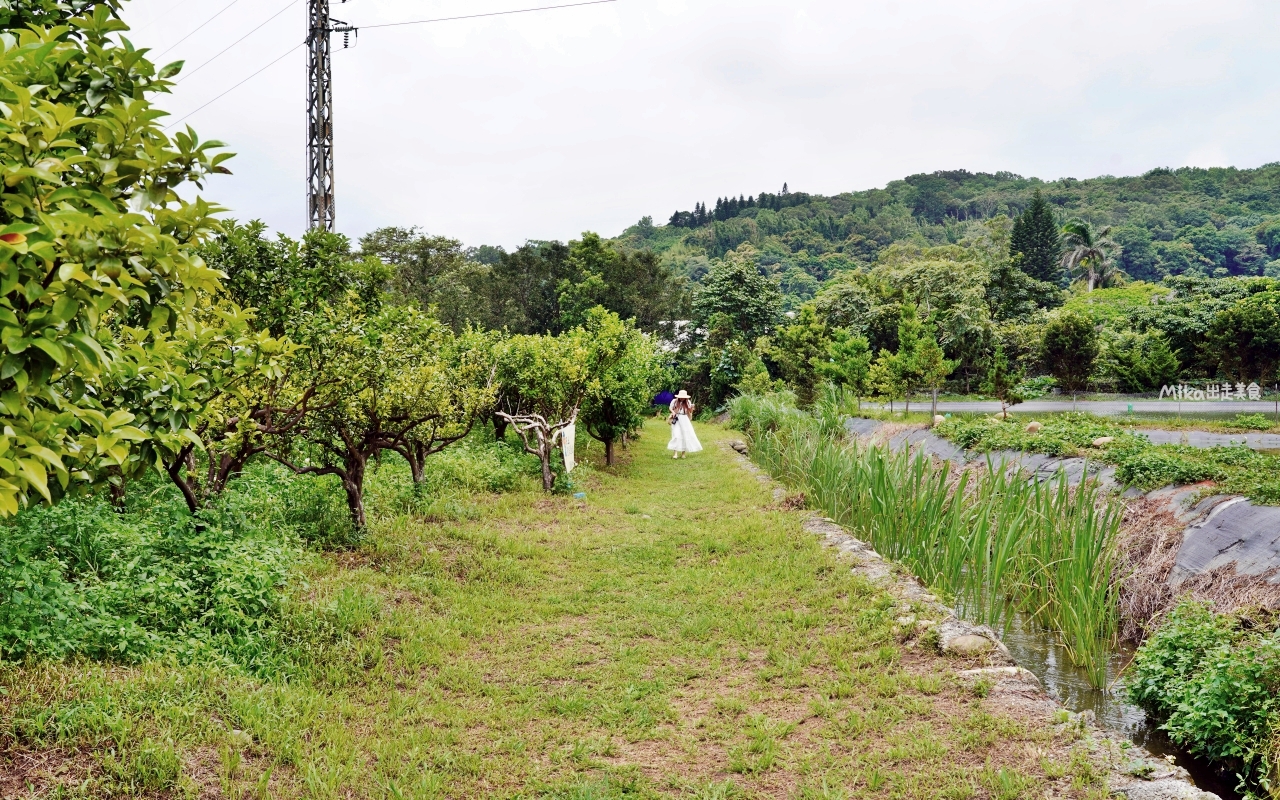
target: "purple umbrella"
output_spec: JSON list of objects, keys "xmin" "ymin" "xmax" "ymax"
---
[{"xmin": 653, "ymin": 391, "xmax": 674, "ymax": 406}]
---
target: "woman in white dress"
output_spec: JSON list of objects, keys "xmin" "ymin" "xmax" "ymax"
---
[{"xmin": 668, "ymin": 390, "xmax": 703, "ymax": 458}]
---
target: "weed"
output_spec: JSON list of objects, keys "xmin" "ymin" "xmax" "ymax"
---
[
  {"xmin": 1041, "ymin": 757, "xmax": 1067, "ymax": 780},
  {"xmin": 1127, "ymin": 601, "xmax": 1280, "ymax": 794},
  {"xmin": 863, "ymin": 767, "xmax": 888, "ymax": 792},
  {"xmin": 981, "ymin": 765, "xmax": 1038, "ymax": 800}
]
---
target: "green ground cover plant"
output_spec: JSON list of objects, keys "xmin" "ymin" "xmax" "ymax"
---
[
  {"xmin": 730, "ymin": 395, "xmax": 1122, "ymax": 687},
  {"xmin": 0, "ymin": 432, "xmax": 540, "ymax": 667},
  {"xmin": 0, "ymin": 423, "xmax": 1110, "ymax": 798},
  {"xmin": 1128, "ymin": 602, "xmax": 1280, "ymax": 798},
  {"xmin": 935, "ymin": 413, "xmax": 1280, "ymax": 503}
]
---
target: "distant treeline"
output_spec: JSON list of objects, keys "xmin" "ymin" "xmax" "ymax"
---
[
  {"xmin": 630, "ymin": 166, "xmax": 1280, "ymax": 302},
  {"xmin": 668, "ymin": 184, "xmax": 813, "ymax": 228}
]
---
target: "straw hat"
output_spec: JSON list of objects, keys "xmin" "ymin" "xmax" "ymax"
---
[{"xmin": 675, "ymin": 390, "xmax": 691, "ymax": 400}]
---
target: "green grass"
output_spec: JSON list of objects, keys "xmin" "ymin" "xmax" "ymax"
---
[
  {"xmin": 936, "ymin": 413, "xmax": 1280, "ymax": 504},
  {"xmin": 733, "ymin": 395, "xmax": 1121, "ymax": 687},
  {"xmin": 0, "ymin": 421, "xmax": 1105, "ymax": 798}
]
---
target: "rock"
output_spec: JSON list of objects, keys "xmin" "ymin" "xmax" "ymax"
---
[
  {"xmin": 1025, "ymin": 421, "xmax": 1042, "ymax": 433},
  {"xmin": 1092, "ymin": 436, "xmax": 1115, "ymax": 447},
  {"xmin": 933, "ymin": 415, "xmax": 946, "ymax": 425},
  {"xmin": 729, "ymin": 440, "xmax": 749, "ymax": 454},
  {"xmin": 945, "ymin": 634, "xmax": 996, "ymax": 655},
  {"xmin": 1112, "ymin": 779, "xmax": 1219, "ymax": 800},
  {"xmin": 958, "ymin": 666, "xmax": 1043, "ymax": 691},
  {"xmin": 935, "ymin": 617, "xmax": 1012, "ymax": 661}
]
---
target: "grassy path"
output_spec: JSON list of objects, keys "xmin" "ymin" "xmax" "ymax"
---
[{"xmin": 2, "ymin": 421, "xmax": 1106, "ymax": 799}]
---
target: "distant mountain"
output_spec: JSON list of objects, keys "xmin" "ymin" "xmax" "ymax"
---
[{"xmin": 613, "ymin": 166, "xmax": 1280, "ymax": 305}]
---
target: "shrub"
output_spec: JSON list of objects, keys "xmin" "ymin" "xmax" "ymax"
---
[
  {"xmin": 1128, "ymin": 603, "xmax": 1280, "ymax": 795},
  {"xmin": 1014, "ymin": 375, "xmax": 1057, "ymax": 400},
  {"xmin": 0, "ymin": 473, "xmax": 297, "ymax": 662},
  {"xmin": 1226, "ymin": 413, "xmax": 1275, "ymax": 431},
  {"xmin": 1112, "ymin": 448, "xmax": 1221, "ymax": 489}
]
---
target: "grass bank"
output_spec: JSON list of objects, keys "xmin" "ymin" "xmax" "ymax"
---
[
  {"xmin": 728, "ymin": 396, "xmax": 1122, "ymax": 688},
  {"xmin": 0, "ymin": 421, "xmax": 1115, "ymax": 798},
  {"xmin": 934, "ymin": 414, "xmax": 1280, "ymax": 504}
]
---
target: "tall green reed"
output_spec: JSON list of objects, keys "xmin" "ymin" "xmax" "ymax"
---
[{"xmin": 732, "ymin": 392, "xmax": 1122, "ymax": 686}]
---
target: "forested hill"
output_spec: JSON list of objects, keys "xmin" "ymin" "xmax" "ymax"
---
[{"xmin": 613, "ymin": 165, "xmax": 1280, "ymax": 304}]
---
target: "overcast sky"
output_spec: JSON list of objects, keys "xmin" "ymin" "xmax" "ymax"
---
[{"xmin": 124, "ymin": 0, "xmax": 1280, "ymax": 249}]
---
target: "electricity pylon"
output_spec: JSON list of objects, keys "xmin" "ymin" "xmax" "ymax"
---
[{"xmin": 306, "ymin": 0, "xmax": 354, "ymax": 231}]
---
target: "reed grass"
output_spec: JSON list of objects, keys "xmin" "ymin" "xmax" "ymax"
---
[{"xmin": 731, "ymin": 393, "xmax": 1122, "ymax": 686}]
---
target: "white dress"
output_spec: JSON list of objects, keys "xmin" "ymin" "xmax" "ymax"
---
[{"xmin": 668, "ymin": 404, "xmax": 703, "ymax": 453}]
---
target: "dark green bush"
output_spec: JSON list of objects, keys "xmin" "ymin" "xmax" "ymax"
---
[
  {"xmin": 0, "ymin": 496, "xmax": 294, "ymax": 663},
  {"xmin": 1128, "ymin": 603, "xmax": 1280, "ymax": 795}
]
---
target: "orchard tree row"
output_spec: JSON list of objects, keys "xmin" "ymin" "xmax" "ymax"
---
[{"xmin": 0, "ymin": 10, "xmax": 663, "ymax": 526}]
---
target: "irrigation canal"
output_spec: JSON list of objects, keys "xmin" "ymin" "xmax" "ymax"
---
[
  {"xmin": 999, "ymin": 612, "xmax": 1240, "ymax": 799},
  {"xmin": 843, "ymin": 416, "xmax": 1263, "ymax": 798}
]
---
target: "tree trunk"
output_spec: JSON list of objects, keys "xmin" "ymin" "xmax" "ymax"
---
[
  {"xmin": 109, "ymin": 473, "xmax": 128, "ymax": 511},
  {"xmin": 164, "ymin": 448, "xmax": 200, "ymax": 514},
  {"xmin": 604, "ymin": 438, "xmax": 615, "ymax": 467},
  {"xmin": 904, "ymin": 395, "xmax": 910, "ymax": 415},
  {"xmin": 930, "ymin": 388, "xmax": 938, "ymax": 424},
  {"xmin": 342, "ymin": 458, "xmax": 367, "ymax": 529},
  {"xmin": 539, "ymin": 442, "xmax": 555, "ymax": 492},
  {"xmin": 407, "ymin": 442, "xmax": 425, "ymax": 485},
  {"xmin": 493, "ymin": 413, "xmax": 509, "ymax": 441}
]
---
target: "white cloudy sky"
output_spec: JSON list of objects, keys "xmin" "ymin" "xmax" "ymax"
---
[{"xmin": 124, "ymin": 0, "xmax": 1280, "ymax": 248}]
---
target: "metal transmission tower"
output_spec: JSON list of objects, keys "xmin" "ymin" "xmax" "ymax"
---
[{"xmin": 306, "ymin": 0, "xmax": 354, "ymax": 231}]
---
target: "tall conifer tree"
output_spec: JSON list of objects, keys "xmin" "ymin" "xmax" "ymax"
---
[{"xmin": 1009, "ymin": 189, "xmax": 1062, "ymax": 284}]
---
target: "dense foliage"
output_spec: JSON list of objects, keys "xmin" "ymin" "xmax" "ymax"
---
[
  {"xmin": 0, "ymin": 8, "xmax": 235, "ymax": 514},
  {"xmin": 1128, "ymin": 603, "xmax": 1280, "ymax": 796},
  {"xmin": 641, "ymin": 167, "xmax": 1280, "ymax": 290},
  {"xmin": 557, "ymin": 167, "xmax": 1280, "ymax": 408}
]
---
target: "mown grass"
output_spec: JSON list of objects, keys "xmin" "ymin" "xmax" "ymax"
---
[
  {"xmin": 0, "ymin": 421, "xmax": 1108, "ymax": 798},
  {"xmin": 732, "ymin": 395, "xmax": 1122, "ymax": 687}
]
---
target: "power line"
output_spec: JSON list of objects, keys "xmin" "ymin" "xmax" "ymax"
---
[
  {"xmin": 131, "ymin": 0, "xmax": 201, "ymax": 35},
  {"xmin": 155, "ymin": 0, "xmax": 245, "ymax": 58},
  {"xmin": 356, "ymin": 0, "xmax": 619, "ymax": 30},
  {"xmin": 164, "ymin": 42, "xmax": 304, "ymax": 130},
  {"xmin": 176, "ymin": 0, "xmax": 301, "ymax": 85},
  {"xmin": 165, "ymin": 0, "xmax": 620, "ymax": 140}
]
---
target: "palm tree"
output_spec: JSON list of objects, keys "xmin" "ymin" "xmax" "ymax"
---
[{"xmin": 1061, "ymin": 221, "xmax": 1121, "ymax": 292}]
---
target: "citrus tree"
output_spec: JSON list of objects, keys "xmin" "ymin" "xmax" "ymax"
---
[
  {"xmin": 0, "ymin": 8, "xmax": 231, "ymax": 514},
  {"xmin": 385, "ymin": 327, "xmax": 497, "ymax": 487},
  {"xmin": 270, "ymin": 303, "xmax": 466, "ymax": 528},
  {"xmin": 106, "ymin": 304, "xmax": 304, "ymax": 513},
  {"xmin": 497, "ymin": 308, "xmax": 632, "ymax": 489},
  {"xmin": 580, "ymin": 312, "xmax": 661, "ymax": 466}
]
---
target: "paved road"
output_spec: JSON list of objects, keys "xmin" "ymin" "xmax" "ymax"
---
[{"xmin": 869, "ymin": 400, "xmax": 1280, "ymax": 416}]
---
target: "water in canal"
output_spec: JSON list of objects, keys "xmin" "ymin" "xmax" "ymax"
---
[{"xmin": 997, "ymin": 612, "xmax": 1242, "ymax": 799}]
